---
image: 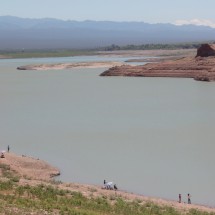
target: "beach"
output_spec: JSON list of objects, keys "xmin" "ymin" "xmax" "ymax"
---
[{"xmin": 17, "ymin": 61, "xmax": 126, "ymax": 71}]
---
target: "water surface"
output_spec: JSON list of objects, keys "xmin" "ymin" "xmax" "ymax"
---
[{"xmin": 0, "ymin": 56, "xmax": 215, "ymax": 206}]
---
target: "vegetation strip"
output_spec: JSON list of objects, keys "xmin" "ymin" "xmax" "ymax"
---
[{"xmin": 0, "ymin": 180, "xmax": 214, "ymax": 215}]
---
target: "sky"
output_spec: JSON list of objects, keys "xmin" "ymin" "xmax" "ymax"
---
[{"xmin": 1, "ymin": 0, "xmax": 215, "ymax": 27}]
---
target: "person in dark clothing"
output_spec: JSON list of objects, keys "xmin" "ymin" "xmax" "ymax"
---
[
  {"xmin": 188, "ymin": 193, "xmax": 191, "ymax": 204},
  {"xmin": 114, "ymin": 184, "xmax": 118, "ymax": 191},
  {"xmin": 7, "ymin": 145, "xmax": 10, "ymax": 153},
  {"xmin": 179, "ymin": 194, "xmax": 181, "ymax": 203},
  {"xmin": 104, "ymin": 180, "xmax": 106, "ymax": 185}
]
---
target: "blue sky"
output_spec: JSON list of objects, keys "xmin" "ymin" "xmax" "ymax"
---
[{"xmin": 1, "ymin": 0, "xmax": 215, "ymax": 27}]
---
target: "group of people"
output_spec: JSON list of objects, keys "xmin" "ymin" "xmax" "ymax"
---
[
  {"xmin": 179, "ymin": 193, "xmax": 191, "ymax": 204},
  {"xmin": 0, "ymin": 145, "xmax": 10, "ymax": 158},
  {"xmin": 103, "ymin": 180, "xmax": 118, "ymax": 190},
  {"xmin": 102, "ymin": 181, "xmax": 191, "ymax": 204}
]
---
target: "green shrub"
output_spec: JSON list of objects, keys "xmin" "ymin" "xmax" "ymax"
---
[{"xmin": 0, "ymin": 180, "xmax": 13, "ymax": 190}]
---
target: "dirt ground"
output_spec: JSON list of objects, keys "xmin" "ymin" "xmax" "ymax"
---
[{"xmin": 0, "ymin": 152, "xmax": 60, "ymax": 180}]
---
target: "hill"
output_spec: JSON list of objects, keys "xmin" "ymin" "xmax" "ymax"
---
[{"xmin": 0, "ymin": 16, "xmax": 215, "ymax": 50}]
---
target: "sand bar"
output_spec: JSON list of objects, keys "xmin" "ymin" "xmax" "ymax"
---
[{"xmin": 17, "ymin": 61, "xmax": 126, "ymax": 71}]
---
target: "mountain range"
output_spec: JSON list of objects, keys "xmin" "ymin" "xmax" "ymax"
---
[{"xmin": 0, "ymin": 16, "xmax": 215, "ymax": 50}]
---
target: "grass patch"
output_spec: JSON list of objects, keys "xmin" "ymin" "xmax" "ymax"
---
[
  {"xmin": 88, "ymin": 187, "xmax": 97, "ymax": 193},
  {"xmin": 0, "ymin": 163, "xmax": 20, "ymax": 183}
]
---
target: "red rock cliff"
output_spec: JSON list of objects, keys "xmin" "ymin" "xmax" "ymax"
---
[{"xmin": 196, "ymin": 44, "xmax": 215, "ymax": 57}]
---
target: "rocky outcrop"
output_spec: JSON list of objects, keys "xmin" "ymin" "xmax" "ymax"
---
[
  {"xmin": 196, "ymin": 44, "xmax": 215, "ymax": 57},
  {"xmin": 101, "ymin": 45, "xmax": 215, "ymax": 82}
]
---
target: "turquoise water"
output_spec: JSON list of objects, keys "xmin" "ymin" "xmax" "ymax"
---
[{"xmin": 0, "ymin": 56, "xmax": 215, "ymax": 206}]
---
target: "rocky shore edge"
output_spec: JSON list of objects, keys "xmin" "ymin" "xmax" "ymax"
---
[
  {"xmin": 100, "ymin": 44, "xmax": 215, "ymax": 82},
  {"xmin": 0, "ymin": 152, "xmax": 215, "ymax": 213}
]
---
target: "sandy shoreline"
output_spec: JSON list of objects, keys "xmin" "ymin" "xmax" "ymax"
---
[
  {"xmin": 17, "ymin": 61, "xmax": 126, "ymax": 71},
  {"xmin": 15, "ymin": 49, "xmax": 196, "ymax": 71},
  {"xmin": 0, "ymin": 152, "xmax": 214, "ymax": 213}
]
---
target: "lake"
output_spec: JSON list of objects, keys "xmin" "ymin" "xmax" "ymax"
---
[{"xmin": 0, "ymin": 56, "xmax": 215, "ymax": 206}]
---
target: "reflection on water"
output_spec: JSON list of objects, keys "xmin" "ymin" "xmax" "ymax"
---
[{"xmin": 0, "ymin": 56, "xmax": 215, "ymax": 206}]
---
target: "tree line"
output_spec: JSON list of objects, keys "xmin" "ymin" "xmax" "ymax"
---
[{"xmin": 102, "ymin": 41, "xmax": 215, "ymax": 51}]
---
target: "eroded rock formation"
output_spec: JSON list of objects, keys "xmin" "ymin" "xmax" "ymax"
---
[
  {"xmin": 101, "ymin": 44, "xmax": 215, "ymax": 82},
  {"xmin": 196, "ymin": 44, "xmax": 215, "ymax": 57}
]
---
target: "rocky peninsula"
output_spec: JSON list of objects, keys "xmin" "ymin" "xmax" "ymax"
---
[{"xmin": 101, "ymin": 44, "xmax": 215, "ymax": 82}]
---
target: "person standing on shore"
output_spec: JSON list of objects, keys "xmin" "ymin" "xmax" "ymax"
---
[
  {"xmin": 7, "ymin": 145, "xmax": 10, "ymax": 153},
  {"xmin": 178, "ymin": 194, "xmax": 181, "ymax": 203},
  {"xmin": 188, "ymin": 193, "xmax": 191, "ymax": 204},
  {"xmin": 114, "ymin": 184, "xmax": 118, "ymax": 191}
]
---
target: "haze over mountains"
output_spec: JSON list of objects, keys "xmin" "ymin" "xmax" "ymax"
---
[{"xmin": 1, "ymin": 16, "xmax": 215, "ymax": 50}]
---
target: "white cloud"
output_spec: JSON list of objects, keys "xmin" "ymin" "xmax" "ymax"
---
[{"xmin": 174, "ymin": 19, "xmax": 215, "ymax": 28}]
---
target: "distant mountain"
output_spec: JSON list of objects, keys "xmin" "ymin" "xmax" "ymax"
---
[{"xmin": 0, "ymin": 16, "xmax": 215, "ymax": 50}]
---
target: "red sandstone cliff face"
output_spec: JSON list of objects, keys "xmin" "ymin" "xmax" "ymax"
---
[
  {"xmin": 101, "ymin": 44, "xmax": 215, "ymax": 82},
  {"xmin": 196, "ymin": 44, "xmax": 215, "ymax": 57}
]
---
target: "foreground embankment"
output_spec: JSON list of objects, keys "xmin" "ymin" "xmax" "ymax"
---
[{"xmin": 0, "ymin": 152, "xmax": 215, "ymax": 214}]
